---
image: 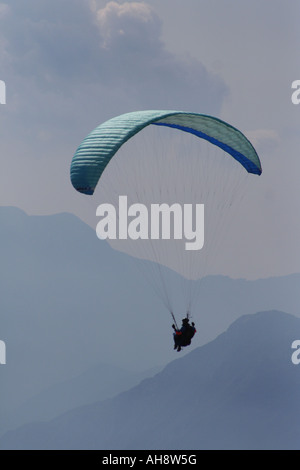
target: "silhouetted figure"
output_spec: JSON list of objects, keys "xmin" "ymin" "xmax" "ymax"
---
[{"xmin": 172, "ymin": 317, "xmax": 196, "ymax": 352}]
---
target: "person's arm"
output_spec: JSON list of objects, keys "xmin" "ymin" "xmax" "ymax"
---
[{"xmin": 172, "ymin": 324, "xmax": 182, "ymax": 335}]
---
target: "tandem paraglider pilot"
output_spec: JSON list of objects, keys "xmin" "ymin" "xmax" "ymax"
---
[{"xmin": 172, "ymin": 317, "xmax": 196, "ymax": 352}]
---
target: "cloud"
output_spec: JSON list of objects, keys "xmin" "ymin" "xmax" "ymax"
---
[
  {"xmin": 0, "ymin": 0, "xmax": 100, "ymax": 83},
  {"xmin": 96, "ymin": 1, "xmax": 161, "ymax": 50},
  {"xmin": 0, "ymin": 0, "xmax": 226, "ymax": 109},
  {"xmin": 0, "ymin": 0, "xmax": 227, "ymax": 221},
  {"xmin": 91, "ymin": 1, "xmax": 226, "ymax": 111}
]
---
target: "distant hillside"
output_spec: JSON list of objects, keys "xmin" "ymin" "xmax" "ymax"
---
[
  {"xmin": 0, "ymin": 207, "xmax": 300, "ymax": 438},
  {"xmin": 0, "ymin": 362, "xmax": 161, "ymax": 438},
  {"xmin": 1, "ymin": 310, "xmax": 299, "ymax": 450}
]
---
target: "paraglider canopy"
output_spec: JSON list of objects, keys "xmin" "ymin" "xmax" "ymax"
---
[{"xmin": 70, "ymin": 110, "xmax": 262, "ymax": 195}]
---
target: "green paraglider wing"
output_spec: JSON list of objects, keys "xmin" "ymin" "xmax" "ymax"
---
[{"xmin": 70, "ymin": 110, "xmax": 262, "ymax": 195}]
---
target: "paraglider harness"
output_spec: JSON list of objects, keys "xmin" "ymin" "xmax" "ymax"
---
[{"xmin": 172, "ymin": 312, "xmax": 196, "ymax": 348}]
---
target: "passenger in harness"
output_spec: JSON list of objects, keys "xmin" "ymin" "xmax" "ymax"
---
[{"xmin": 172, "ymin": 317, "xmax": 196, "ymax": 352}]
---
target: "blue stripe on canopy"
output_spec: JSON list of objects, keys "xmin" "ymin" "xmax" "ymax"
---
[{"xmin": 154, "ymin": 122, "xmax": 261, "ymax": 175}]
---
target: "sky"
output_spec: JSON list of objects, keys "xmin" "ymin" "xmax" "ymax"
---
[{"xmin": 0, "ymin": 0, "xmax": 299, "ymax": 280}]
